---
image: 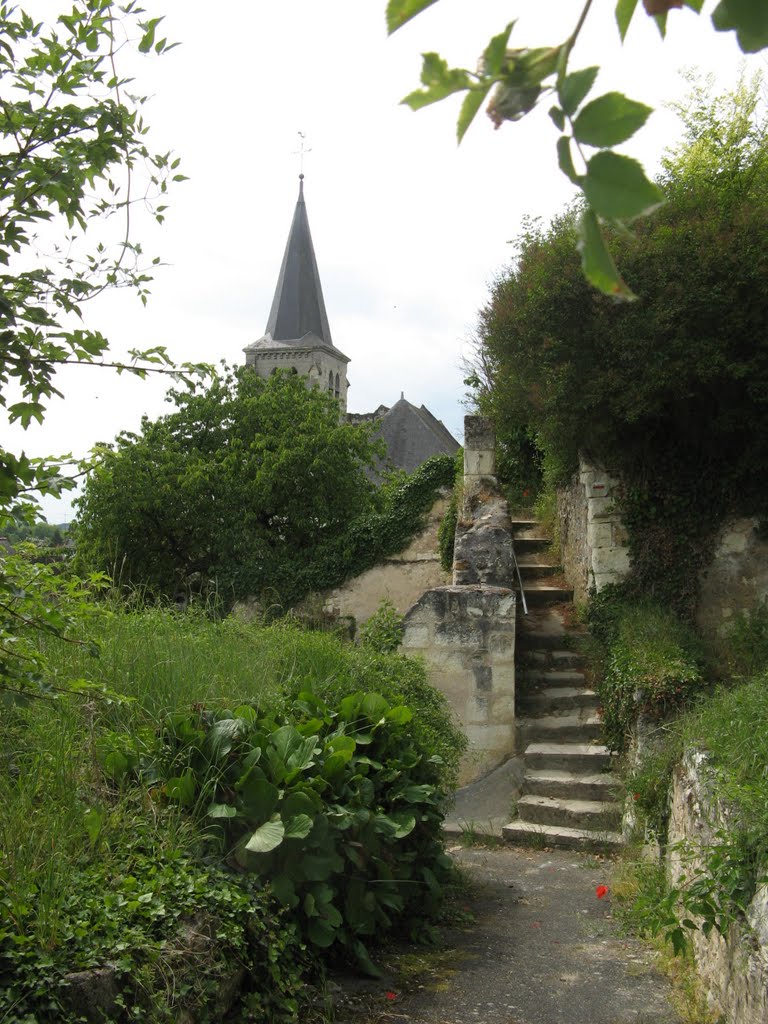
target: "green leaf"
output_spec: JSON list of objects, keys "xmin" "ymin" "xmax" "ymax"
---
[
  {"xmin": 389, "ymin": 810, "xmax": 417, "ymax": 838},
  {"xmin": 237, "ymin": 776, "xmax": 279, "ymax": 823},
  {"xmin": 207, "ymin": 717, "xmax": 246, "ymax": 761},
  {"xmin": 712, "ymin": 0, "xmax": 768, "ymax": 52},
  {"xmin": 207, "ymin": 802, "xmax": 237, "ymax": 819},
  {"xmin": 457, "ymin": 85, "xmax": 492, "ymax": 143},
  {"xmin": 577, "ymin": 209, "xmax": 636, "ymax": 300},
  {"xmin": 582, "ymin": 151, "xmax": 665, "ymax": 221},
  {"xmin": 284, "ymin": 813, "xmax": 314, "ymax": 839},
  {"xmin": 307, "ymin": 917, "xmax": 336, "ymax": 948},
  {"xmin": 557, "ymin": 136, "xmax": 581, "ymax": 185},
  {"xmin": 360, "ymin": 692, "xmax": 390, "ymax": 722},
  {"xmin": 322, "ymin": 749, "xmax": 354, "ymax": 779},
  {"xmin": 549, "ymin": 105, "xmax": 565, "ymax": 131},
  {"xmin": 654, "ymin": 12, "xmax": 668, "ymax": 38},
  {"xmin": 165, "ymin": 770, "xmax": 196, "ymax": 807},
  {"xmin": 572, "ymin": 92, "xmax": 652, "ymax": 147},
  {"xmin": 83, "ymin": 807, "xmax": 104, "ymax": 846},
  {"xmin": 270, "ymin": 873, "xmax": 298, "ymax": 907},
  {"xmin": 558, "ymin": 66, "xmax": 599, "ymax": 116},
  {"xmin": 245, "ymin": 815, "xmax": 285, "ymax": 853},
  {"xmin": 481, "ymin": 22, "xmax": 515, "ymax": 76},
  {"xmin": 683, "ymin": 0, "xmax": 705, "ymax": 10},
  {"xmin": 615, "ymin": 0, "xmax": 639, "ymax": 40},
  {"xmin": 401, "ymin": 53, "xmax": 471, "ymax": 111},
  {"xmin": 386, "ymin": 0, "xmax": 439, "ymax": 33},
  {"xmin": 385, "ymin": 705, "xmax": 413, "ymax": 726}
]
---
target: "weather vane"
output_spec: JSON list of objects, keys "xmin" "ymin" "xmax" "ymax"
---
[{"xmin": 294, "ymin": 131, "xmax": 312, "ymax": 176}]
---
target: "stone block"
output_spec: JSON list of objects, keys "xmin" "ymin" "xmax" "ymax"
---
[
  {"xmin": 587, "ymin": 522, "xmax": 613, "ymax": 549},
  {"xmin": 587, "ymin": 495, "xmax": 616, "ymax": 520},
  {"xmin": 401, "ymin": 625, "xmax": 429, "ymax": 648},
  {"xmin": 592, "ymin": 547, "xmax": 630, "ymax": 575}
]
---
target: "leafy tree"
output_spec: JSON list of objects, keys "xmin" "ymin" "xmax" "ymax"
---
[
  {"xmin": 0, "ymin": 2, "xmax": 208, "ymax": 692},
  {"xmin": 75, "ymin": 369, "xmax": 384, "ymax": 607},
  {"xmin": 471, "ymin": 76, "xmax": 768, "ymax": 611},
  {"xmin": 386, "ymin": 0, "xmax": 768, "ymax": 298}
]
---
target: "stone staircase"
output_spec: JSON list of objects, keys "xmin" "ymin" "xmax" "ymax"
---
[{"xmin": 503, "ymin": 518, "xmax": 623, "ymax": 851}]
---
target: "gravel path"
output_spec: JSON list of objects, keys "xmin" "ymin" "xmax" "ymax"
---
[{"xmin": 334, "ymin": 844, "xmax": 682, "ymax": 1024}]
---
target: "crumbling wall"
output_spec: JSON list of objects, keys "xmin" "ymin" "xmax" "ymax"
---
[
  {"xmin": 667, "ymin": 751, "xmax": 768, "ymax": 1023},
  {"xmin": 403, "ymin": 416, "xmax": 516, "ymax": 785},
  {"xmin": 557, "ymin": 457, "xmax": 630, "ymax": 601},
  {"xmin": 697, "ymin": 517, "xmax": 768, "ymax": 638}
]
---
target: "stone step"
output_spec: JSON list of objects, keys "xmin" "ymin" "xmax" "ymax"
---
[
  {"xmin": 502, "ymin": 820, "xmax": 623, "ymax": 852},
  {"xmin": 517, "ymin": 686, "xmax": 599, "ymax": 714},
  {"xmin": 518, "ymin": 669, "xmax": 587, "ymax": 687},
  {"xmin": 516, "ymin": 794, "xmax": 622, "ymax": 831},
  {"xmin": 513, "ymin": 537, "xmax": 550, "ymax": 555},
  {"xmin": 525, "ymin": 742, "xmax": 614, "ymax": 773},
  {"xmin": 522, "ymin": 769, "xmax": 622, "ymax": 802},
  {"xmin": 518, "ymin": 583, "xmax": 574, "ymax": 607},
  {"xmin": 518, "ymin": 713, "xmax": 603, "ymax": 745},
  {"xmin": 518, "ymin": 562, "xmax": 562, "ymax": 579},
  {"xmin": 510, "ymin": 519, "xmax": 538, "ymax": 531}
]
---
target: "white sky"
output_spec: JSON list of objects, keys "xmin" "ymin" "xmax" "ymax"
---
[{"xmin": 7, "ymin": 0, "xmax": 761, "ymax": 522}]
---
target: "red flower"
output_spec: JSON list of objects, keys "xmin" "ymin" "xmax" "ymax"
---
[
  {"xmin": 633, "ymin": 792, "xmax": 641, "ymax": 801},
  {"xmin": 596, "ymin": 885, "xmax": 609, "ymax": 899},
  {"xmin": 385, "ymin": 992, "xmax": 397, "ymax": 1001},
  {"xmin": 522, "ymin": 489, "xmax": 530, "ymax": 497}
]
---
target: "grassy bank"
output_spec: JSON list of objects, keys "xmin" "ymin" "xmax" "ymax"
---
[{"xmin": 0, "ymin": 609, "xmax": 465, "ymax": 1022}]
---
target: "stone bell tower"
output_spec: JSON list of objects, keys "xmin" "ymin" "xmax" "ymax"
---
[{"xmin": 243, "ymin": 175, "xmax": 350, "ymax": 412}]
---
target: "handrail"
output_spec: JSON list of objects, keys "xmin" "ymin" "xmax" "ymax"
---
[{"xmin": 511, "ymin": 540, "xmax": 529, "ymax": 615}]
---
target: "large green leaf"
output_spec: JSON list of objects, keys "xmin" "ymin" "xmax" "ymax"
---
[
  {"xmin": 389, "ymin": 810, "xmax": 417, "ymax": 838},
  {"xmin": 164, "ymin": 770, "xmax": 196, "ymax": 807},
  {"xmin": 386, "ymin": 0, "xmax": 439, "ymax": 33},
  {"xmin": 712, "ymin": 0, "xmax": 768, "ymax": 52},
  {"xmin": 206, "ymin": 717, "xmax": 247, "ymax": 762},
  {"xmin": 207, "ymin": 801, "xmax": 237, "ymax": 819},
  {"xmin": 385, "ymin": 705, "xmax": 413, "ymax": 725},
  {"xmin": 236, "ymin": 776, "xmax": 279, "ymax": 823},
  {"xmin": 572, "ymin": 92, "xmax": 652, "ymax": 147},
  {"xmin": 360, "ymin": 692, "xmax": 390, "ymax": 723},
  {"xmin": 284, "ymin": 813, "xmax": 314, "ymax": 840},
  {"xmin": 558, "ymin": 66, "xmax": 599, "ymax": 116},
  {"xmin": 577, "ymin": 209, "xmax": 636, "ymax": 300},
  {"xmin": 582, "ymin": 151, "xmax": 665, "ymax": 221},
  {"xmin": 307, "ymin": 917, "xmax": 336, "ymax": 948},
  {"xmin": 245, "ymin": 816, "xmax": 285, "ymax": 854}
]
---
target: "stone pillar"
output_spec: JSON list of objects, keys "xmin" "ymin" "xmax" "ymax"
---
[
  {"xmin": 463, "ymin": 416, "xmax": 496, "ymax": 485},
  {"xmin": 402, "ymin": 585, "xmax": 516, "ymax": 785}
]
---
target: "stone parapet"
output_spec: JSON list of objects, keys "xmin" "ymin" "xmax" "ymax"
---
[{"xmin": 403, "ymin": 585, "xmax": 516, "ymax": 785}]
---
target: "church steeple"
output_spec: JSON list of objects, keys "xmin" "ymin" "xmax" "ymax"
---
[
  {"xmin": 264, "ymin": 174, "xmax": 333, "ymax": 347},
  {"xmin": 243, "ymin": 175, "xmax": 350, "ymax": 413}
]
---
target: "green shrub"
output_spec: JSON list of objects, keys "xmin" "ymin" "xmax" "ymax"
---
[
  {"xmin": 718, "ymin": 599, "xmax": 768, "ymax": 680},
  {"xmin": 437, "ymin": 486, "xmax": 458, "ymax": 573},
  {"xmin": 592, "ymin": 600, "xmax": 702, "ymax": 752},
  {"xmin": 624, "ymin": 741, "xmax": 681, "ymax": 840},
  {"xmin": 359, "ymin": 599, "xmax": 404, "ymax": 654},
  {"xmin": 152, "ymin": 689, "xmax": 455, "ymax": 974}
]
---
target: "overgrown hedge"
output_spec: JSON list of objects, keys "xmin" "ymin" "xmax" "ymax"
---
[{"xmin": 588, "ymin": 591, "xmax": 703, "ymax": 753}]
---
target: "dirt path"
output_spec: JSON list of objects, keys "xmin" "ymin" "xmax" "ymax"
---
[{"xmin": 334, "ymin": 844, "xmax": 682, "ymax": 1024}]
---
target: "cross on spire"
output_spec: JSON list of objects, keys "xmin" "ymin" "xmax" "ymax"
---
[{"xmin": 294, "ymin": 131, "xmax": 312, "ymax": 176}]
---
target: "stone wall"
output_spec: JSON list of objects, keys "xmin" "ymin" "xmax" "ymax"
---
[
  {"xmin": 667, "ymin": 750, "xmax": 768, "ymax": 1023},
  {"xmin": 315, "ymin": 493, "xmax": 452, "ymax": 627},
  {"xmin": 402, "ymin": 585, "xmax": 516, "ymax": 785},
  {"xmin": 557, "ymin": 457, "xmax": 630, "ymax": 602},
  {"xmin": 697, "ymin": 517, "xmax": 768, "ymax": 638}
]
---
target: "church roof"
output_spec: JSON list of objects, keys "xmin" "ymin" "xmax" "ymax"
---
[
  {"xmin": 375, "ymin": 397, "xmax": 459, "ymax": 474},
  {"xmin": 264, "ymin": 174, "xmax": 334, "ymax": 348}
]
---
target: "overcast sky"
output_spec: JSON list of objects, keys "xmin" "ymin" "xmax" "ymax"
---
[{"xmin": 8, "ymin": 0, "xmax": 761, "ymax": 521}]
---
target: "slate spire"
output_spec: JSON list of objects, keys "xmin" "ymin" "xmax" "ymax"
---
[{"xmin": 264, "ymin": 174, "xmax": 333, "ymax": 347}]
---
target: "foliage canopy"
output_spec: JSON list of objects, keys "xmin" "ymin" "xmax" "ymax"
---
[
  {"xmin": 75, "ymin": 369, "xmax": 457, "ymax": 609},
  {"xmin": 472, "ymin": 75, "xmax": 768, "ymax": 611}
]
